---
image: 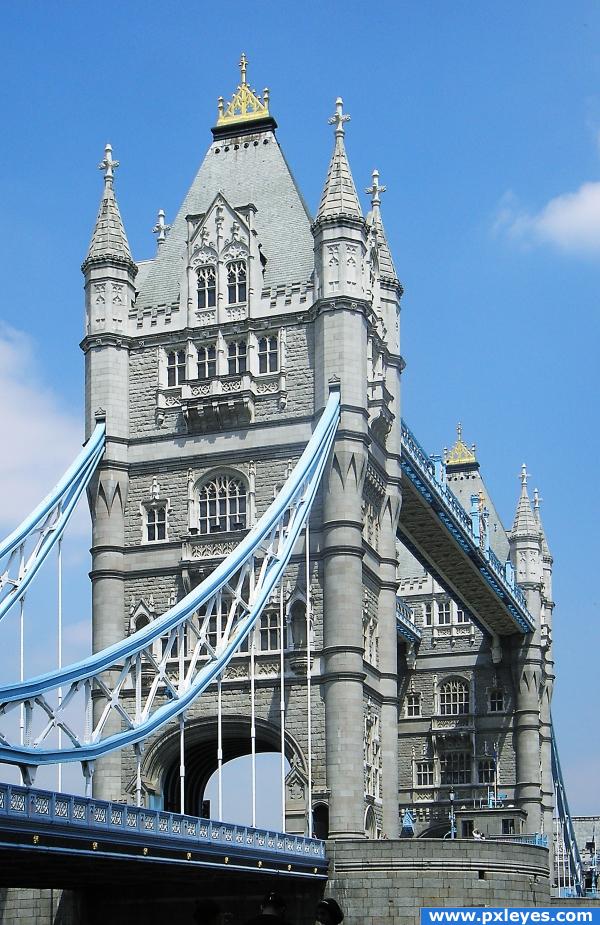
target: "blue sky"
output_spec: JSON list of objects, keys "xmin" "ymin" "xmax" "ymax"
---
[{"xmin": 0, "ymin": 1, "xmax": 598, "ymax": 818}]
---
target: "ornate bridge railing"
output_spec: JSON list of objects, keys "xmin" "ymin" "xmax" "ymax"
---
[
  {"xmin": 400, "ymin": 420, "xmax": 534, "ymax": 634},
  {"xmin": 0, "ymin": 783, "xmax": 327, "ymax": 878},
  {"xmin": 396, "ymin": 597, "xmax": 422, "ymax": 645}
]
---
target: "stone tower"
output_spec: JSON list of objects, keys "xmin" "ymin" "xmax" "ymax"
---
[{"xmin": 82, "ymin": 59, "xmax": 403, "ymax": 838}]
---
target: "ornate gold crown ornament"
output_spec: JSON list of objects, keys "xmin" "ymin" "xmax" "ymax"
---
[
  {"xmin": 217, "ymin": 54, "xmax": 270, "ymax": 127},
  {"xmin": 445, "ymin": 423, "xmax": 477, "ymax": 467}
]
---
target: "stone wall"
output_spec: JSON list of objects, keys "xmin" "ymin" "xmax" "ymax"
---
[{"xmin": 326, "ymin": 839, "xmax": 551, "ymax": 925}]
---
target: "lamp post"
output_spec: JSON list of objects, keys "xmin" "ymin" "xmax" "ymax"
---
[{"xmin": 449, "ymin": 787, "xmax": 456, "ymax": 839}]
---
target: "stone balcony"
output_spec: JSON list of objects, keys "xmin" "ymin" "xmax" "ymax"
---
[{"xmin": 156, "ymin": 370, "xmax": 287, "ymax": 432}]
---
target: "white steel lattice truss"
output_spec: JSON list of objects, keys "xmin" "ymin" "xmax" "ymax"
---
[
  {"xmin": 0, "ymin": 393, "xmax": 339, "ymax": 779},
  {"xmin": 0, "ymin": 424, "xmax": 105, "ymax": 623}
]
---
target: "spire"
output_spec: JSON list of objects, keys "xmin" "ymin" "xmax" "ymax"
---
[
  {"xmin": 533, "ymin": 488, "xmax": 552, "ymax": 558},
  {"xmin": 317, "ymin": 98, "xmax": 362, "ymax": 221},
  {"xmin": 365, "ymin": 168, "xmax": 398, "ymax": 280},
  {"xmin": 83, "ymin": 144, "xmax": 135, "ymax": 272},
  {"xmin": 511, "ymin": 464, "xmax": 538, "ymax": 536},
  {"xmin": 214, "ymin": 53, "xmax": 274, "ymax": 137},
  {"xmin": 445, "ymin": 422, "xmax": 478, "ymax": 470}
]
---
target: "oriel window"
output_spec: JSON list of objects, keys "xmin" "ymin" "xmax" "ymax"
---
[
  {"xmin": 227, "ymin": 260, "xmax": 247, "ymax": 304},
  {"xmin": 167, "ymin": 350, "xmax": 186, "ymax": 387},
  {"xmin": 197, "ymin": 266, "xmax": 216, "ymax": 310},
  {"xmin": 258, "ymin": 335, "xmax": 279, "ymax": 374},
  {"xmin": 197, "ymin": 344, "xmax": 217, "ymax": 381},
  {"xmin": 227, "ymin": 340, "xmax": 247, "ymax": 376}
]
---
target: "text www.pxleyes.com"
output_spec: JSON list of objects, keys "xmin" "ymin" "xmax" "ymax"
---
[{"xmin": 421, "ymin": 910, "xmax": 596, "ymax": 925}]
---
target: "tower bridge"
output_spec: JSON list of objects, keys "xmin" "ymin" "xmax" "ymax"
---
[{"xmin": 0, "ymin": 57, "xmax": 588, "ymax": 922}]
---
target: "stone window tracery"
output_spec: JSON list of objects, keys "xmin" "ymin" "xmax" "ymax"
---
[
  {"xmin": 478, "ymin": 758, "xmax": 496, "ymax": 784},
  {"xmin": 440, "ymin": 750, "xmax": 471, "ymax": 785},
  {"xmin": 197, "ymin": 265, "xmax": 216, "ymax": 309},
  {"xmin": 197, "ymin": 344, "xmax": 217, "ymax": 380},
  {"xmin": 167, "ymin": 349, "xmax": 186, "ymax": 387},
  {"xmin": 258, "ymin": 335, "xmax": 279, "ymax": 374},
  {"xmin": 227, "ymin": 340, "xmax": 247, "ymax": 375},
  {"xmin": 259, "ymin": 610, "xmax": 280, "ymax": 652},
  {"xmin": 406, "ymin": 693, "xmax": 421, "ymax": 717},
  {"xmin": 489, "ymin": 688, "xmax": 505, "ymax": 713},
  {"xmin": 437, "ymin": 600, "xmax": 452, "ymax": 625},
  {"xmin": 439, "ymin": 679, "xmax": 470, "ymax": 716},
  {"xmin": 227, "ymin": 260, "xmax": 247, "ymax": 304},
  {"xmin": 197, "ymin": 474, "xmax": 248, "ymax": 535},
  {"xmin": 416, "ymin": 760, "xmax": 434, "ymax": 787}
]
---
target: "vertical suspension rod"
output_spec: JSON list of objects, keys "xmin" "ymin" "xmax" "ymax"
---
[
  {"xmin": 57, "ymin": 537, "xmax": 63, "ymax": 793},
  {"xmin": 250, "ymin": 561, "xmax": 257, "ymax": 828},
  {"xmin": 250, "ymin": 624, "xmax": 257, "ymax": 828},
  {"xmin": 19, "ymin": 596, "xmax": 25, "ymax": 747},
  {"xmin": 217, "ymin": 678, "xmax": 223, "ymax": 822},
  {"xmin": 179, "ymin": 712, "xmax": 186, "ymax": 815},
  {"xmin": 305, "ymin": 520, "xmax": 313, "ymax": 838},
  {"xmin": 279, "ymin": 582, "xmax": 286, "ymax": 832}
]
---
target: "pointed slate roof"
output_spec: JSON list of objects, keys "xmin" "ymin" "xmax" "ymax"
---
[
  {"xmin": 511, "ymin": 464, "xmax": 539, "ymax": 537},
  {"xmin": 316, "ymin": 98, "xmax": 362, "ymax": 221},
  {"xmin": 83, "ymin": 144, "xmax": 135, "ymax": 272},
  {"xmin": 534, "ymin": 489, "xmax": 552, "ymax": 558},
  {"xmin": 365, "ymin": 170, "xmax": 398, "ymax": 282},
  {"xmin": 136, "ymin": 128, "xmax": 313, "ymax": 307}
]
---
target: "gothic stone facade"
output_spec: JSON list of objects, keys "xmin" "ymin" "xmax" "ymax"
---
[{"xmin": 83, "ymin": 67, "xmax": 554, "ymax": 843}]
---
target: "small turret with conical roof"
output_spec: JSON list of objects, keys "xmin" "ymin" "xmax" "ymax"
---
[
  {"xmin": 82, "ymin": 143, "xmax": 137, "ymax": 341},
  {"xmin": 509, "ymin": 464, "xmax": 543, "ymax": 591},
  {"xmin": 82, "ymin": 143, "xmax": 135, "ymax": 442},
  {"xmin": 313, "ymin": 98, "xmax": 367, "ymax": 301}
]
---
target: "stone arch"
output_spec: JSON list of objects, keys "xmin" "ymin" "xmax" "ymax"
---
[
  {"xmin": 143, "ymin": 716, "xmax": 307, "ymax": 817},
  {"xmin": 364, "ymin": 805, "xmax": 378, "ymax": 839}
]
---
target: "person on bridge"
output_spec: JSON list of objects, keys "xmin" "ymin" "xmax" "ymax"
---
[
  {"xmin": 315, "ymin": 897, "xmax": 344, "ymax": 925},
  {"xmin": 244, "ymin": 891, "xmax": 290, "ymax": 925}
]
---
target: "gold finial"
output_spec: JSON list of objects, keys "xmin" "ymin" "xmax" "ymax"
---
[
  {"xmin": 446, "ymin": 422, "xmax": 477, "ymax": 467},
  {"xmin": 217, "ymin": 55, "xmax": 270, "ymax": 127}
]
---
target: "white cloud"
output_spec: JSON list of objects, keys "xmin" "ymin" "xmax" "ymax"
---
[
  {"xmin": 0, "ymin": 324, "xmax": 86, "ymax": 532},
  {"xmin": 495, "ymin": 181, "xmax": 600, "ymax": 257}
]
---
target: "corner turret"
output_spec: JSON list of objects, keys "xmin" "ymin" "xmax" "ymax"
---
[
  {"xmin": 509, "ymin": 464, "xmax": 542, "ymax": 590},
  {"xmin": 313, "ymin": 98, "xmax": 366, "ymax": 302}
]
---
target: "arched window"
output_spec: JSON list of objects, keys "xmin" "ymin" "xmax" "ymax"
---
[
  {"xmin": 258, "ymin": 336, "xmax": 278, "ymax": 374},
  {"xmin": 197, "ymin": 344, "xmax": 216, "ymax": 381},
  {"xmin": 290, "ymin": 600, "xmax": 307, "ymax": 649},
  {"xmin": 197, "ymin": 474, "xmax": 247, "ymax": 535},
  {"xmin": 197, "ymin": 266, "xmax": 216, "ymax": 310},
  {"xmin": 439, "ymin": 679, "xmax": 470, "ymax": 716},
  {"xmin": 227, "ymin": 260, "xmax": 247, "ymax": 304},
  {"xmin": 167, "ymin": 350, "xmax": 186, "ymax": 387}
]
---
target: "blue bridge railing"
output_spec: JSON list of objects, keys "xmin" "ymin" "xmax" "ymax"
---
[
  {"xmin": 396, "ymin": 597, "xmax": 422, "ymax": 644},
  {"xmin": 400, "ymin": 420, "xmax": 534, "ymax": 633},
  {"xmin": 0, "ymin": 783, "xmax": 327, "ymax": 875}
]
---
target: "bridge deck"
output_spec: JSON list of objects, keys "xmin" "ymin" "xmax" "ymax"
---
[
  {"xmin": 0, "ymin": 784, "xmax": 327, "ymax": 886},
  {"xmin": 400, "ymin": 422, "xmax": 534, "ymax": 636}
]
